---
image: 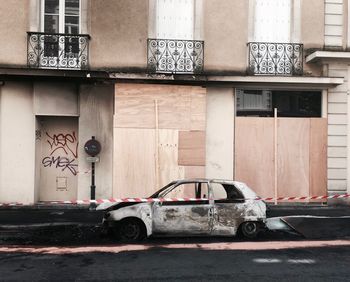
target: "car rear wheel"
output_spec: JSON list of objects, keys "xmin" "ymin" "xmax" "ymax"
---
[
  {"xmin": 240, "ymin": 221, "xmax": 259, "ymax": 239},
  {"xmin": 117, "ymin": 218, "xmax": 146, "ymax": 241}
]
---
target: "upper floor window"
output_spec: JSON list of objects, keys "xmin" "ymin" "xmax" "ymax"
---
[
  {"xmin": 42, "ymin": 0, "xmax": 80, "ymax": 34},
  {"xmin": 156, "ymin": 0, "xmax": 194, "ymax": 40},
  {"xmin": 253, "ymin": 0, "xmax": 291, "ymax": 42}
]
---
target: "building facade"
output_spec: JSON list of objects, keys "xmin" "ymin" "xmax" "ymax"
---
[{"xmin": 0, "ymin": 0, "xmax": 348, "ymax": 204}]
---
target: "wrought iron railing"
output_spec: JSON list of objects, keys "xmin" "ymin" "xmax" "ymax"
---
[
  {"xmin": 147, "ymin": 38, "xmax": 204, "ymax": 74},
  {"xmin": 247, "ymin": 42, "xmax": 303, "ymax": 75},
  {"xmin": 27, "ymin": 32, "xmax": 90, "ymax": 69}
]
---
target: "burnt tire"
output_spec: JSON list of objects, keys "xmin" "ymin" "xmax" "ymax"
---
[
  {"xmin": 240, "ymin": 221, "xmax": 259, "ymax": 239},
  {"xmin": 117, "ymin": 218, "xmax": 146, "ymax": 241}
]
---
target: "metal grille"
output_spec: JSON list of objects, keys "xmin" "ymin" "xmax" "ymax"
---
[
  {"xmin": 147, "ymin": 38, "xmax": 204, "ymax": 74},
  {"xmin": 248, "ymin": 42, "xmax": 303, "ymax": 75},
  {"xmin": 27, "ymin": 32, "xmax": 90, "ymax": 70}
]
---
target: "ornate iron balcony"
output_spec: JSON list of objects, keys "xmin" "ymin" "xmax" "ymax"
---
[
  {"xmin": 27, "ymin": 32, "xmax": 90, "ymax": 69},
  {"xmin": 147, "ymin": 38, "xmax": 204, "ymax": 74},
  {"xmin": 248, "ymin": 42, "xmax": 303, "ymax": 75}
]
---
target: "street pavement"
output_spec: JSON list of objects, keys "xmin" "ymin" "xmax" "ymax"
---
[{"xmin": 0, "ymin": 240, "xmax": 349, "ymax": 281}]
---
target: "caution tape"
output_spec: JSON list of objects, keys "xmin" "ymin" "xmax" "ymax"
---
[{"xmin": 0, "ymin": 194, "xmax": 349, "ymax": 206}]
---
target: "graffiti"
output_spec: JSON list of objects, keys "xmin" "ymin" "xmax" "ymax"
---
[
  {"xmin": 42, "ymin": 131, "xmax": 79, "ymax": 176},
  {"xmin": 35, "ymin": 130, "xmax": 41, "ymax": 141},
  {"xmin": 42, "ymin": 156, "xmax": 78, "ymax": 176},
  {"xmin": 46, "ymin": 132, "xmax": 78, "ymax": 158}
]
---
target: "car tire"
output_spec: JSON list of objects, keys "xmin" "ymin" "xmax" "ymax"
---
[
  {"xmin": 117, "ymin": 218, "xmax": 146, "ymax": 241},
  {"xmin": 240, "ymin": 221, "xmax": 259, "ymax": 239}
]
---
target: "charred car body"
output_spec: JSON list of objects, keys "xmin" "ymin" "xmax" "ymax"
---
[{"xmin": 97, "ymin": 179, "xmax": 266, "ymax": 240}]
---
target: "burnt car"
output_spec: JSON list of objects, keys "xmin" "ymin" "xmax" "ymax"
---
[{"xmin": 97, "ymin": 179, "xmax": 266, "ymax": 240}]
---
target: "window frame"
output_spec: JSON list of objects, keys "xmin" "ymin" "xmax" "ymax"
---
[{"xmin": 40, "ymin": 0, "xmax": 81, "ymax": 34}]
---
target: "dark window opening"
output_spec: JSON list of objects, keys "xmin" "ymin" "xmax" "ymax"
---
[{"xmin": 236, "ymin": 89, "xmax": 321, "ymax": 117}]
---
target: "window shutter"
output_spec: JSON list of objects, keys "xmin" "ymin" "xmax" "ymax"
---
[
  {"xmin": 254, "ymin": 0, "xmax": 291, "ymax": 42},
  {"xmin": 156, "ymin": 0, "xmax": 194, "ymax": 40}
]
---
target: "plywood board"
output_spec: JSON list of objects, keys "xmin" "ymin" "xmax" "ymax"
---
[
  {"xmin": 309, "ymin": 118, "xmax": 327, "ymax": 201},
  {"xmin": 234, "ymin": 118, "xmax": 274, "ymax": 198},
  {"xmin": 277, "ymin": 118, "xmax": 310, "ymax": 199},
  {"xmin": 184, "ymin": 166, "xmax": 206, "ymax": 179},
  {"xmin": 115, "ymin": 83, "xmax": 206, "ymax": 130},
  {"xmin": 113, "ymin": 128, "xmax": 156, "ymax": 198},
  {"xmin": 190, "ymin": 87, "xmax": 207, "ymax": 130},
  {"xmin": 178, "ymin": 131, "xmax": 206, "ymax": 166},
  {"xmin": 158, "ymin": 129, "xmax": 185, "ymax": 188}
]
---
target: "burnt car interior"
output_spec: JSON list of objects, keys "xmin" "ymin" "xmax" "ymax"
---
[{"xmin": 212, "ymin": 183, "xmax": 245, "ymax": 203}]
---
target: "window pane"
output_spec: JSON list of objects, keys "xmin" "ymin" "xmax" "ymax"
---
[
  {"xmin": 65, "ymin": 16, "xmax": 79, "ymax": 34},
  {"xmin": 44, "ymin": 15, "xmax": 59, "ymax": 33},
  {"xmin": 45, "ymin": 0, "xmax": 59, "ymax": 14},
  {"xmin": 65, "ymin": 0, "xmax": 80, "ymax": 16}
]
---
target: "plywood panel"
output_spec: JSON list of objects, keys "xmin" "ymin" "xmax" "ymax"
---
[
  {"xmin": 234, "ymin": 118, "xmax": 274, "ymax": 198},
  {"xmin": 115, "ymin": 83, "xmax": 206, "ymax": 130},
  {"xmin": 309, "ymin": 119, "xmax": 327, "ymax": 201},
  {"xmin": 277, "ymin": 118, "xmax": 310, "ymax": 198},
  {"xmin": 190, "ymin": 87, "xmax": 206, "ymax": 130},
  {"xmin": 184, "ymin": 166, "xmax": 206, "ymax": 179},
  {"xmin": 113, "ymin": 128, "xmax": 156, "ymax": 198},
  {"xmin": 158, "ymin": 129, "xmax": 184, "ymax": 188},
  {"xmin": 178, "ymin": 131, "xmax": 206, "ymax": 166}
]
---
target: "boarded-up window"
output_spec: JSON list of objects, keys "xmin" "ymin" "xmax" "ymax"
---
[
  {"xmin": 254, "ymin": 0, "xmax": 291, "ymax": 42},
  {"xmin": 156, "ymin": 0, "xmax": 194, "ymax": 39}
]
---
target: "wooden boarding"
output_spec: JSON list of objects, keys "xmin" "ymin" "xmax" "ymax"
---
[
  {"xmin": 115, "ymin": 83, "xmax": 206, "ymax": 130},
  {"xmin": 309, "ymin": 118, "xmax": 327, "ymax": 201},
  {"xmin": 178, "ymin": 131, "xmax": 206, "ymax": 166},
  {"xmin": 184, "ymin": 166, "xmax": 206, "ymax": 179},
  {"xmin": 158, "ymin": 129, "xmax": 185, "ymax": 188},
  {"xmin": 113, "ymin": 128, "xmax": 157, "ymax": 198},
  {"xmin": 234, "ymin": 118, "xmax": 274, "ymax": 198},
  {"xmin": 277, "ymin": 118, "xmax": 310, "ymax": 199},
  {"xmin": 235, "ymin": 117, "xmax": 328, "ymax": 202}
]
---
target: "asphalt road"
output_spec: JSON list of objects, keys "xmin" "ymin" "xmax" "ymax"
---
[{"xmin": 1, "ymin": 240, "xmax": 350, "ymax": 281}]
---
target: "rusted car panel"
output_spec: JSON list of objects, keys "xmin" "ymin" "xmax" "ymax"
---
[{"xmin": 98, "ymin": 179, "xmax": 266, "ymax": 239}]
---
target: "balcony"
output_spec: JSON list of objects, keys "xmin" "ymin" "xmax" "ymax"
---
[
  {"xmin": 147, "ymin": 38, "xmax": 204, "ymax": 74},
  {"xmin": 248, "ymin": 42, "xmax": 303, "ymax": 75},
  {"xmin": 27, "ymin": 32, "xmax": 90, "ymax": 70}
]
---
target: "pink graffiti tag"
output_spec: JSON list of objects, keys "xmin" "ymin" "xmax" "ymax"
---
[{"xmin": 46, "ymin": 132, "xmax": 78, "ymax": 158}]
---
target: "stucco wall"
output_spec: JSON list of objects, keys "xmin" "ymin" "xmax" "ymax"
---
[
  {"xmin": 78, "ymin": 83, "xmax": 114, "ymax": 200},
  {"xmin": 206, "ymin": 87, "xmax": 234, "ymax": 179},
  {"xmin": 203, "ymin": 0, "xmax": 249, "ymax": 73},
  {"xmin": 89, "ymin": 0, "xmax": 148, "ymax": 70},
  {"xmin": 0, "ymin": 82, "xmax": 35, "ymax": 204},
  {"xmin": 0, "ymin": 0, "xmax": 29, "ymax": 66},
  {"xmin": 34, "ymin": 82, "xmax": 79, "ymax": 116}
]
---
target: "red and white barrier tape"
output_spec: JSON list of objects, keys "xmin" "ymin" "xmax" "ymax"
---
[{"xmin": 0, "ymin": 194, "xmax": 349, "ymax": 206}]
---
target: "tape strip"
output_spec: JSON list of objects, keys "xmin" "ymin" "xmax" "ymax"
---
[{"xmin": 0, "ymin": 194, "xmax": 349, "ymax": 206}]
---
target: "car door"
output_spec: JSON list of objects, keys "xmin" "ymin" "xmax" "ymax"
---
[
  {"xmin": 210, "ymin": 182, "xmax": 246, "ymax": 236},
  {"xmin": 152, "ymin": 181, "xmax": 214, "ymax": 235}
]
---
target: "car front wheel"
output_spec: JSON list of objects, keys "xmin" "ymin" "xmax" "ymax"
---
[
  {"xmin": 240, "ymin": 221, "xmax": 260, "ymax": 239},
  {"xmin": 117, "ymin": 218, "xmax": 146, "ymax": 241}
]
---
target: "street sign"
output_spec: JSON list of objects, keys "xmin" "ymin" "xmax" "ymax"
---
[
  {"xmin": 86, "ymin": 156, "xmax": 100, "ymax": 163},
  {"xmin": 84, "ymin": 137, "xmax": 101, "ymax": 157}
]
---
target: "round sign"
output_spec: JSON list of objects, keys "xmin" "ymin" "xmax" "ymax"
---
[{"xmin": 84, "ymin": 138, "xmax": 101, "ymax": 156}]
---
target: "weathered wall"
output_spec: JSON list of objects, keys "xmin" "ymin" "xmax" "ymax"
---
[
  {"xmin": 89, "ymin": 0, "xmax": 148, "ymax": 69},
  {"xmin": 78, "ymin": 83, "xmax": 114, "ymax": 200},
  {"xmin": 302, "ymin": 0, "xmax": 325, "ymax": 49},
  {"xmin": 34, "ymin": 82, "xmax": 79, "ymax": 116},
  {"xmin": 206, "ymin": 87, "xmax": 234, "ymax": 179},
  {"xmin": 203, "ymin": 0, "xmax": 249, "ymax": 73},
  {"xmin": 0, "ymin": 82, "xmax": 35, "ymax": 204},
  {"xmin": 0, "ymin": 0, "xmax": 28, "ymax": 66}
]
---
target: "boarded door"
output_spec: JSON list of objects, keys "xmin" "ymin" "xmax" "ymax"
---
[
  {"xmin": 235, "ymin": 117, "xmax": 327, "ymax": 202},
  {"xmin": 39, "ymin": 117, "xmax": 78, "ymax": 201}
]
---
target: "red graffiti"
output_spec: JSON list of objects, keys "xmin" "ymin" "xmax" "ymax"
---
[{"xmin": 46, "ymin": 132, "xmax": 78, "ymax": 158}]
